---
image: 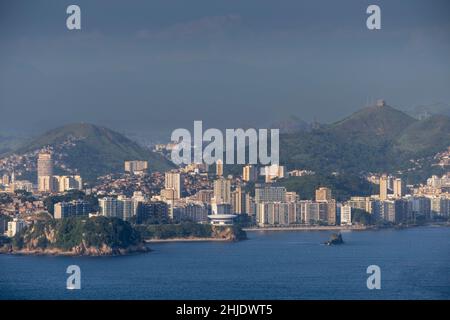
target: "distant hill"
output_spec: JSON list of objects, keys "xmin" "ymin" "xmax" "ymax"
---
[
  {"xmin": 330, "ymin": 104, "xmax": 417, "ymax": 141},
  {"xmin": 280, "ymin": 103, "xmax": 449, "ymax": 183},
  {"xmin": 15, "ymin": 123, "xmax": 174, "ymax": 180},
  {"xmin": 406, "ymin": 102, "xmax": 450, "ymax": 120},
  {"xmin": 0, "ymin": 135, "xmax": 9, "ymax": 155},
  {"xmin": 396, "ymin": 114, "xmax": 450, "ymax": 154},
  {"xmin": 270, "ymin": 115, "xmax": 312, "ymax": 134},
  {"xmin": 0, "ymin": 135, "xmax": 27, "ymax": 156}
]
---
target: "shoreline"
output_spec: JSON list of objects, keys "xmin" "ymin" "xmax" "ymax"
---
[
  {"xmin": 243, "ymin": 223, "xmax": 450, "ymax": 232},
  {"xmin": 145, "ymin": 237, "xmax": 234, "ymax": 243},
  {"xmin": 243, "ymin": 225, "xmax": 370, "ymax": 232},
  {"xmin": 0, "ymin": 245, "xmax": 151, "ymax": 257}
]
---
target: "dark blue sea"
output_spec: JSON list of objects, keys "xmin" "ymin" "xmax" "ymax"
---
[{"xmin": 1, "ymin": 226, "xmax": 449, "ymax": 300}]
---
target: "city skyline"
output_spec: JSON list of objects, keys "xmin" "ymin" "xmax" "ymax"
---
[{"xmin": 1, "ymin": 0, "xmax": 450, "ymax": 303}]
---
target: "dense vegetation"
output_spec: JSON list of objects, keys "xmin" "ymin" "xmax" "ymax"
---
[
  {"xmin": 280, "ymin": 174, "xmax": 377, "ymax": 201},
  {"xmin": 14, "ymin": 190, "xmax": 36, "ymax": 202},
  {"xmin": 0, "ymin": 193, "xmax": 13, "ymax": 204},
  {"xmin": 207, "ymin": 105, "xmax": 450, "ymax": 185},
  {"xmin": 0, "ymin": 134, "xmax": 26, "ymax": 157},
  {"xmin": 351, "ymin": 208, "xmax": 376, "ymax": 225},
  {"xmin": 137, "ymin": 222, "xmax": 247, "ymax": 241},
  {"xmin": 11, "ymin": 216, "xmax": 142, "ymax": 251},
  {"xmin": 279, "ymin": 105, "xmax": 450, "ymax": 184},
  {"xmin": 139, "ymin": 222, "xmax": 212, "ymax": 239},
  {"xmin": 14, "ymin": 123, "xmax": 174, "ymax": 181}
]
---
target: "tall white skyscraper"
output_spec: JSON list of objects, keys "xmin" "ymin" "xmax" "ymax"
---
[
  {"xmin": 340, "ymin": 205, "xmax": 352, "ymax": 225},
  {"xmin": 37, "ymin": 152, "xmax": 54, "ymax": 192}
]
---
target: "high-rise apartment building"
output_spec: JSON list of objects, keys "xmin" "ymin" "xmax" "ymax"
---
[
  {"xmin": 2, "ymin": 174, "xmax": 10, "ymax": 186},
  {"xmin": 379, "ymin": 174, "xmax": 388, "ymax": 200},
  {"xmin": 263, "ymin": 164, "xmax": 285, "ymax": 183},
  {"xmin": 245, "ymin": 194, "xmax": 256, "ymax": 217},
  {"xmin": 213, "ymin": 177, "xmax": 231, "ymax": 204},
  {"xmin": 299, "ymin": 201, "xmax": 320, "ymax": 224},
  {"xmin": 124, "ymin": 160, "xmax": 148, "ymax": 174},
  {"xmin": 256, "ymin": 202, "xmax": 299, "ymax": 226},
  {"xmin": 136, "ymin": 201, "xmax": 169, "ymax": 224},
  {"xmin": 38, "ymin": 152, "xmax": 53, "ymax": 178},
  {"xmin": 326, "ymin": 199, "xmax": 337, "ymax": 225},
  {"xmin": 54, "ymin": 175, "xmax": 83, "ymax": 192},
  {"xmin": 254, "ymin": 184, "xmax": 286, "ymax": 203},
  {"xmin": 118, "ymin": 196, "xmax": 134, "ymax": 221},
  {"xmin": 431, "ymin": 197, "xmax": 450, "ymax": 217},
  {"xmin": 285, "ymin": 192, "xmax": 299, "ymax": 203},
  {"xmin": 315, "ymin": 187, "xmax": 332, "ymax": 201},
  {"xmin": 211, "ymin": 202, "xmax": 232, "ymax": 215},
  {"xmin": 54, "ymin": 200, "xmax": 91, "ymax": 219},
  {"xmin": 37, "ymin": 152, "xmax": 54, "ymax": 192},
  {"xmin": 196, "ymin": 189, "xmax": 213, "ymax": 204},
  {"xmin": 216, "ymin": 160, "xmax": 223, "ymax": 176},
  {"xmin": 99, "ymin": 197, "xmax": 122, "ymax": 218},
  {"xmin": 38, "ymin": 175, "xmax": 57, "ymax": 193},
  {"xmin": 393, "ymin": 178, "xmax": 404, "ymax": 198},
  {"xmin": 340, "ymin": 205, "xmax": 352, "ymax": 225},
  {"xmin": 6, "ymin": 218, "xmax": 25, "ymax": 237},
  {"xmin": 231, "ymin": 186, "xmax": 245, "ymax": 214},
  {"xmin": 160, "ymin": 188, "xmax": 177, "ymax": 201},
  {"xmin": 164, "ymin": 172, "xmax": 182, "ymax": 199},
  {"xmin": 242, "ymin": 165, "xmax": 258, "ymax": 182},
  {"xmin": 172, "ymin": 203, "xmax": 208, "ymax": 223}
]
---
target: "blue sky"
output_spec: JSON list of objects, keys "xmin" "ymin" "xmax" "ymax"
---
[{"xmin": 1, "ymin": 0, "xmax": 449, "ymax": 138}]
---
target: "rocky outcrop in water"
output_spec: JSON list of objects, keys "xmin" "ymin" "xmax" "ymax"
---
[
  {"xmin": 324, "ymin": 233, "xmax": 344, "ymax": 245},
  {"xmin": 0, "ymin": 216, "xmax": 149, "ymax": 256}
]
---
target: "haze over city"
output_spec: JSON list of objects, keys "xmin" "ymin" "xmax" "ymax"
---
[{"xmin": 1, "ymin": 0, "xmax": 450, "ymax": 138}]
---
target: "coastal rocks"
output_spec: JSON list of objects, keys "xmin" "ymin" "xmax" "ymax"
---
[
  {"xmin": 71, "ymin": 243, "xmax": 150, "ymax": 256},
  {"xmin": 1, "ymin": 242, "xmax": 150, "ymax": 256},
  {"xmin": 211, "ymin": 225, "xmax": 247, "ymax": 241},
  {"xmin": 0, "ymin": 216, "xmax": 149, "ymax": 257},
  {"xmin": 324, "ymin": 233, "xmax": 344, "ymax": 245}
]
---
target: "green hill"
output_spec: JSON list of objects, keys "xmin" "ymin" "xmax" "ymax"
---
[
  {"xmin": 16, "ymin": 123, "xmax": 174, "ymax": 180},
  {"xmin": 330, "ymin": 104, "xmax": 417, "ymax": 142},
  {"xmin": 270, "ymin": 115, "xmax": 311, "ymax": 134},
  {"xmin": 280, "ymin": 103, "xmax": 450, "ymax": 182},
  {"xmin": 0, "ymin": 134, "xmax": 26, "ymax": 156},
  {"xmin": 396, "ymin": 114, "xmax": 450, "ymax": 154},
  {"xmin": 2, "ymin": 216, "xmax": 148, "ymax": 256}
]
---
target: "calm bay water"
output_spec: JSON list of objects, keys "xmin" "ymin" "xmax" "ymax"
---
[{"xmin": 1, "ymin": 226, "xmax": 450, "ymax": 300}]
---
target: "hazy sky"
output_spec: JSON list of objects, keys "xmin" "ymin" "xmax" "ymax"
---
[{"xmin": 1, "ymin": 0, "xmax": 450, "ymax": 139}]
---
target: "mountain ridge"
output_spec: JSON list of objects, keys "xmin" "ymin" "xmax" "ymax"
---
[
  {"xmin": 11, "ymin": 123, "xmax": 174, "ymax": 181},
  {"xmin": 280, "ymin": 103, "xmax": 450, "ymax": 183}
]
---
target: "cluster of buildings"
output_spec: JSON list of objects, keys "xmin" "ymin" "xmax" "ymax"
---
[
  {"xmin": 124, "ymin": 160, "xmax": 148, "ymax": 175},
  {"xmin": 54, "ymin": 200, "xmax": 91, "ymax": 219},
  {"xmin": 255, "ymin": 186, "xmax": 341, "ymax": 226},
  {"xmin": 0, "ymin": 152, "xmax": 83, "ymax": 193},
  {"xmin": 1, "ymin": 172, "xmax": 34, "ymax": 193},
  {"xmin": 345, "ymin": 174, "xmax": 450, "ymax": 224},
  {"xmin": 3, "ymin": 144, "xmax": 450, "ymax": 238},
  {"xmin": 37, "ymin": 152, "xmax": 83, "ymax": 192},
  {"xmin": 128, "ymin": 165, "xmax": 342, "ymax": 227}
]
